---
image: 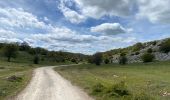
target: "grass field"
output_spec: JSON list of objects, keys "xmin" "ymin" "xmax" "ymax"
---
[
  {"xmin": 0, "ymin": 61, "xmax": 38, "ymax": 100},
  {"xmin": 55, "ymin": 62, "xmax": 170, "ymax": 100}
]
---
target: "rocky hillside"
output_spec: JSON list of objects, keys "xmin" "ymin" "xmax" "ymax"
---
[{"xmin": 103, "ymin": 38, "xmax": 170, "ymax": 63}]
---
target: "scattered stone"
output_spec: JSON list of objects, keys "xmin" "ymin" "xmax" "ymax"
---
[
  {"xmin": 162, "ymin": 91, "xmax": 170, "ymax": 97},
  {"xmin": 113, "ymin": 75, "xmax": 119, "ymax": 78}
]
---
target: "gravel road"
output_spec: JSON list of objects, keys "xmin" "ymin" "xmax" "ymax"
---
[{"xmin": 14, "ymin": 66, "xmax": 93, "ymax": 100}]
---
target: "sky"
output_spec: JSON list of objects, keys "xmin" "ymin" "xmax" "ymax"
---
[{"xmin": 0, "ymin": 0, "xmax": 170, "ymax": 54}]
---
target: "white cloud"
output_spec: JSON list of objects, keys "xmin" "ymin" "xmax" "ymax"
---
[
  {"xmin": 0, "ymin": 8, "xmax": 46, "ymax": 29},
  {"xmin": 137, "ymin": 0, "xmax": 170, "ymax": 24},
  {"xmin": 0, "ymin": 29, "xmax": 17, "ymax": 38},
  {"xmin": 91, "ymin": 23, "xmax": 131, "ymax": 35},
  {"xmin": 74, "ymin": 0, "xmax": 133, "ymax": 19},
  {"xmin": 59, "ymin": 0, "xmax": 86, "ymax": 24}
]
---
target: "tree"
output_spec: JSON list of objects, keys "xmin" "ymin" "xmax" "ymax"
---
[
  {"xmin": 141, "ymin": 53, "xmax": 155, "ymax": 63},
  {"xmin": 3, "ymin": 44, "xmax": 18, "ymax": 62},
  {"xmin": 104, "ymin": 58, "xmax": 110, "ymax": 64},
  {"xmin": 93, "ymin": 52, "xmax": 103, "ymax": 66},
  {"xmin": 34, "ymin": 55, "xmax": 40, "ymax": 64},
  {"xmin": 119, "ymin": 53, "xmax": 127, "ymax": 65}
]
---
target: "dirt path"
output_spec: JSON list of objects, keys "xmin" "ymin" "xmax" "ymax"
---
[{"xmin": 14, "ymin": 66, "xmax": 93, "ymax": 100}]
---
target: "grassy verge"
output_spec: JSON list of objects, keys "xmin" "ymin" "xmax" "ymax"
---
[
  {"xmin": 0, "ymin": 61, "xmax": 38, "ymax": 100},
  {"xmin": 55, "ymin": 61, "xmax": 170, "ymax": 100}
]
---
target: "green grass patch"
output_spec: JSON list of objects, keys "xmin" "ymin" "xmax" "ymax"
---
[
  {"xmin": 0, "ymin": 61, "xmax": 36, "ymax": 100},
  {"xmin": 55, "ymin": 61, "xmax": 170, "ymax": 100}
]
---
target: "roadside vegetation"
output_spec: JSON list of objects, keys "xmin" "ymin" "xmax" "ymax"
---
[
  {"xmin": 55, "ymin": 62, "xmax": 170, "ymax": 100},
  {"xmin": 0, "ymin": 61, "xmax": 35, "ymax": 100}
]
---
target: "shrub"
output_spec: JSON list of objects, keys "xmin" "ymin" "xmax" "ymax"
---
[
  {"xmin": 87, "ymin": 56, "xmax": 94, "ymax": 64},
  {"xmin": 141, "ymin": 53, "xmax": 155, "ymax": 63},
  {"xmin": 159, "ymin": 39, "xmax": 170, "ymax": 53},
  {"xmin": 147, "ymin": 48, "xmax": 153, "ymax": 53},
  {"xmin": 133, "ymin": 42, "xmax": 144, "ymax": 52},
  {"xmin": 104, "ymin": 58, "xmax": 110, "ymax": 64},
  {"xmin": 71, "ymin": 58, "xmax": 77, "ymax": 63},
  {"xmin": 93, "ymin": 52, "xmax": 103, "ymax": 66},
  {"xmin": 151, "ymin": 41, "xmax": 157, "ymax": 46},
  {"xmin": 92, "ymin": 83, "xmax": 105, "ymax": 94},
  {"xmin": 119, "ymin": 53, "xmax": 127, "ymax": 65},
  {"xmin": 107, "ymin": 81, "xmax": 130, "ymax": 97},
  {"xmin": 34, "ymin": 55, "xmax": 40, "ymax": 64},
  {"xmin": 135, "ymin": 52, "xmax": 140, "ymax": 55}
]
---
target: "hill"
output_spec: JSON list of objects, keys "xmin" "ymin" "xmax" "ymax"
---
[{"xmin": 102, "ymin": 38, "xmax": 170, "ymax": 63}]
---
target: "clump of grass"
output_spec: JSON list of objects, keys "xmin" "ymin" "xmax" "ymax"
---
[
  {"xmin": 133, "ymin": 92, "xmax": 154, "ymax": 100},
  {"xmin": 92, "ymin": 83, "xmax": 105, "ymax": 94},
  {"xmin": 106, "ymin": 81, "xmax": 130, "ymax": 97},
  {"xmin": 92, "ymin": 81, "xmax": 131, "ymax": 99},
  {"xmin": 0, "ymin": 87, "xmax": 7, "ymax": 97}
]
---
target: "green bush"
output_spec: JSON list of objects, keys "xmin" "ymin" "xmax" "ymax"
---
[
  {"xmin": 147, "ymin": 48, "xmax": 153, "ymax": 53},
  {"xmin": 107, "ymin": 81, "xmax": 130, "ymax": 97},
  {"xmin": 93, "ymin": 52, "xmax": 103, "ymax": 66},
  {"xmin": 104, "ymin": 58, "xmax": 110, "ymax": 64},
  {"xmin": 71, "ymin": 58, "xmax": 76, "ymax": 63},
  {"xmin": 92, "ymin": 83, "xmax": 105, "ymax": 94},
  {"xmin": 159, "ymin": 39, "xmax": 170, "ymax": 53},
  {"xmin": 34, "ymin": 55, "xmax": 40, "ymax": 64},
  {"xmin": 135, "ymin": 52, "xmax": 140, "ymax": 55},
  {"xmin": 141, "ymin": 53, "xmax": 155, "ymax": 63},
  {"xmin": 119, "ymin": 53, "xmax": 128, "ymax": 65},
  {"xmin": 133, "ymin": 43, "xmax": 144, "ymax": 52}
]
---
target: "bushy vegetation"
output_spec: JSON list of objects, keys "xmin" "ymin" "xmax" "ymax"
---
[
  {"xmin": 147, "ymin": 48, "xmax": 153, "ymax": 53},
  {"xmin": 133, "ymin": 42, "xmax": 144, "ymax": 52},
  {"xmin": 119, "ymin": 53, "xmax": 127, "ymax": 65},
  {"xmin": 33, "ymin": 55, "xmax": 40, "ymax": 64},
  {"xmin": 159, "ymin": 39, "xmax": 170, "ymax": 53},
  {"xmin": 104, "ymin": 58, "xmax": 110, "ymax": 64},
  {"xmin": 93, "ymin": 52, "xmax": 103, "ymax": 66},
  {"xmin": 106, "ymin": 81, "xmax": 130, "ymax": 97},
  {"xmin": 141, "ymin": 53, "xmax": 155, "ymax": 63}
]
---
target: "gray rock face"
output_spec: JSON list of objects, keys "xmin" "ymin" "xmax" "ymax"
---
[{"xmin": 154, "ymin": 52, "xmax": 170, "ymax": 61}]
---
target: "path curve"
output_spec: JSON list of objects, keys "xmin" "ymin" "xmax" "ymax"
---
[{"xmin": 14, "ymin": 65, "xmax": 93, "ymax": 100}]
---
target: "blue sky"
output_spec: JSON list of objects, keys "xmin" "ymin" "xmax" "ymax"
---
[{"xmin": 0, "ymin": 0, "xmax": 170, "ymax": 54}]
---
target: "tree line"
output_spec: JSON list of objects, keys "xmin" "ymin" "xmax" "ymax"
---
[{"xmin": 0, "ymin": 42, "xmax": 88, "ymax": 64}]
